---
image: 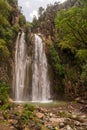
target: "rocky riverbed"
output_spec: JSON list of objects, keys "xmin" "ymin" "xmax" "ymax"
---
[{"xmin": 0, "ymin": 101, "xmax": 87, "ymax": 130}]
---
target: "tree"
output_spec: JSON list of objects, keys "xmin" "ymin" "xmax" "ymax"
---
[
  {"xmin": 19, "ymin": 14, "xmax": 26, "ymax": 27},
  {"xmin": 55, "ymin": 5, "xmax": 87, "ymax": 63},
  {"xmin": 0, "ymin": 0, "xmax": 12, "ymax": 19},
  {"xmin": 0, "ymin": 39, "xmax": 10, "ymax": 61},
  {"xmin": 38, "ymin": 7, "xmax": 44, "ymax": 17}
]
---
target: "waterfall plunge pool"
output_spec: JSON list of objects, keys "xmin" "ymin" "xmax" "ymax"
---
[{"xmin": 13, "ymin": 100, "xmax": 53, "ymax": 104}]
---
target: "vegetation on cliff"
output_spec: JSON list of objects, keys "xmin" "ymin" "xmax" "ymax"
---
[{"xmin": 32, "ymin": 0, "xmax": 87, "ymax": 99}]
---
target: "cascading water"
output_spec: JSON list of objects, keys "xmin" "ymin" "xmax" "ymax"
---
[
  {"xmin": 13, "ymin": 32, "xmax": 30, "ymax": 102},
  {"xmin": 13, "ymin": 32, "xmax": 51, "ymax": 102},
  {"xmin": 32, "ymin": 34, "xmax": 51, "ymax": 102}
]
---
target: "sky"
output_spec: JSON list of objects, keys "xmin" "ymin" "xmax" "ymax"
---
[{"xmin": 18, "ymin": 0, "xmax": 66, "ymax": 22}]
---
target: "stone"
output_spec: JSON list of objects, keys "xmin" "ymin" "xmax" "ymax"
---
[
  {"xmin": 35, "ymin": 112, "xmax": 44, "ymax": 119},
  {"xmin": 75, "ymin": 97, "xmax": 81, "ymax": 102},
  {"xmin": 49, "ymin": 113, "xmax": 53, "ymax": 117},
  {"xmin": 47, "ymin": 125, "xmax": 54, "ymax": 130},
  {"xmin": 39, "ymin": 119, "xmax": 44, "ymax": 125},
  {"xmin": 71, "ymin": 114, "xmax": 77, "ymax": 119},
  {"xmin": 45, "ymin": 117, "xmax": 50, "ymax": 121},
  {"xmin": 74, "ymin": 121, "xmax": 81, "ymax": 126},
  {"xmin": 8, "ymin": 119, "xmax": 18, "ymax": 125},
  {"xmin": 24, "ymin": 127, "xmax": 30, "ymax": 130},
  {"xmin": 8, "ymin": 98, "xmax": 14, "ymax": 103},
  {"xmin": 0, "ymin": 115, "xmax": 4, "ymax": 120},
  {"xmin": 10, "ymin": 126, "xmax": 17, "ymax": 130},
  {"xmin": 66, "ymin": 125, "xmax": 73, "ymax": 130},
  {"xmin": 50, "ymin": 118, "xmax": 58, "ymax": 123},
  {"xmin": 40, "ymin": 107, "xmax": 47, "ymax": 113},
  {"xmin": 59, "ymin": 122, "xmax": 65, "ymax": 128},
  {"xmin": 50, "ymin": 117, "xmax": 65, "ymax": 123}
]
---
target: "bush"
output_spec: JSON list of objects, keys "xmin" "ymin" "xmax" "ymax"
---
[
  {"xmin": 23, "ymin": 104, "xmax": 34, "ymax": 112},
  {"xmin": 12, "ymin": 24, "xmax": 20, "ymax": 32},
  {"xmin": 0, "ymin": 81, "xmax": 10, "ymax": 105},
  {"xmin": 50, "ymin": 44, "xmax": 65, "ymax": 77}
]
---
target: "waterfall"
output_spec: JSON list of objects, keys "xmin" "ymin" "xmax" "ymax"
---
[
  {"xmin": 32, "ymin": 34, "xmax": 51, "ymax": 102},
  {"xmin": 13, "ymin": 32, "xmax": 30, "ymax": 101},
  {"xmin": 13, "ymin": 32, "xmax": 51, "ymax": 102}
]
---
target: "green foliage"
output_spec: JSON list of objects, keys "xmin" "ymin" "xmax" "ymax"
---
[
  {"xmin": 76, "ymin": 49, "xmax": 87, "ymax": 62},
  {"xmin": 0, "ymin": 14, "xmax": 13, "ymax": 43},
  {"xmin": 66, "ymin": 67, "xmax": 78, "ymax": 81},
  {"xmin": 55, "ymin": 5, "xmax": 87, "ymax": 59},
  {"xmin": 23, "ymin": 104, "xmax": 34, "ymax": 112},
  {"xmin": 0, "ymin": 39, "xmax": 10, "ymax": 60},
  {"xmin": 25, "ymin": 22, "xmax": 32, "ymax": 28},
  {"xmin": 7, "ymin": 0, "xmax": 17, "ymax": 5},
  {"xmin": 12, "ymin": 24, "xmax": 20, "ymax": 34},
  {"xmin": 0, "ymin": 0, "xmax": 12, "ymax": 19},
  {"xmin": 54, "ymin": 1, "xmax": 87, "ymax": 97},
  {"xmin": 19, "ymin": 14, "xmax": 26, "ymax": 27},
  {"xmin": 21, "ymin": 110, "xmax": 33, "ymax": 124},
  {"xmin": 0, "ymin": 3, "xmax": 13, "ymax": 60},
  {"xmin": 0, "ymin": 81, "xmax": 10, "ymax": 105},
  {"xmin": 20, "ymin": 104, "xmax": 34, "ymax": 124},
  {"xmin": 0, "ymin": 103, "xmax": 15, "ymax": 111},
  {"xmin": 50, "ymin": 44, "xmax": 65, "ymax": 77}
]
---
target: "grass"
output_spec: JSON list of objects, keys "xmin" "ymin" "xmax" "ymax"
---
[{"xmin": 30, "ymin": 101, "xmax": 67, "ymax": 107}]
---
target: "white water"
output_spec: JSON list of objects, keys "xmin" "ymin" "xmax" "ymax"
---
[
  {"xmin": 32, "ymin": 34, "xmax": 51, "ymax": 102},
  {"xmin": 13, "ymin": 32, "xmax": 28, "ymax": 101},
  {"xmin": 13, "ymin": 33, "xmax": 51, "ymax": 102}
]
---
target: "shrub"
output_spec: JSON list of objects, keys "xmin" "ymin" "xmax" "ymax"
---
[
  {"xmin": 0, "ymin": 81, "xmax": 10, "ymax": 105},
  {"xmin": 50, "ymin": 44, "xmax": 65, "ymax": 77},
  {"xmin": 23, "ymin": 104, "xmax": 34, "ymax": 112}
]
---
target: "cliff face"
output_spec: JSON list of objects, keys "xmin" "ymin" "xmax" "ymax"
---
[
  {"xmin": 0, "ymin": 0, "xmax": 22, "ymax": 84},
  {"xmin": 11, "ymin": 2, "xmax": 19, "ymax": 25}
]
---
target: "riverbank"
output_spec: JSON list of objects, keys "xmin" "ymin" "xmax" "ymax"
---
[{"xmin": 0, "ymin": 101, "xmax": 87, "ymax": 130}]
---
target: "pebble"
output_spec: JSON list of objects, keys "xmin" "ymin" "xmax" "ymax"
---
[{"xmin": 59, "ymin": 122, "xmax": 65, "ymax": 128}]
